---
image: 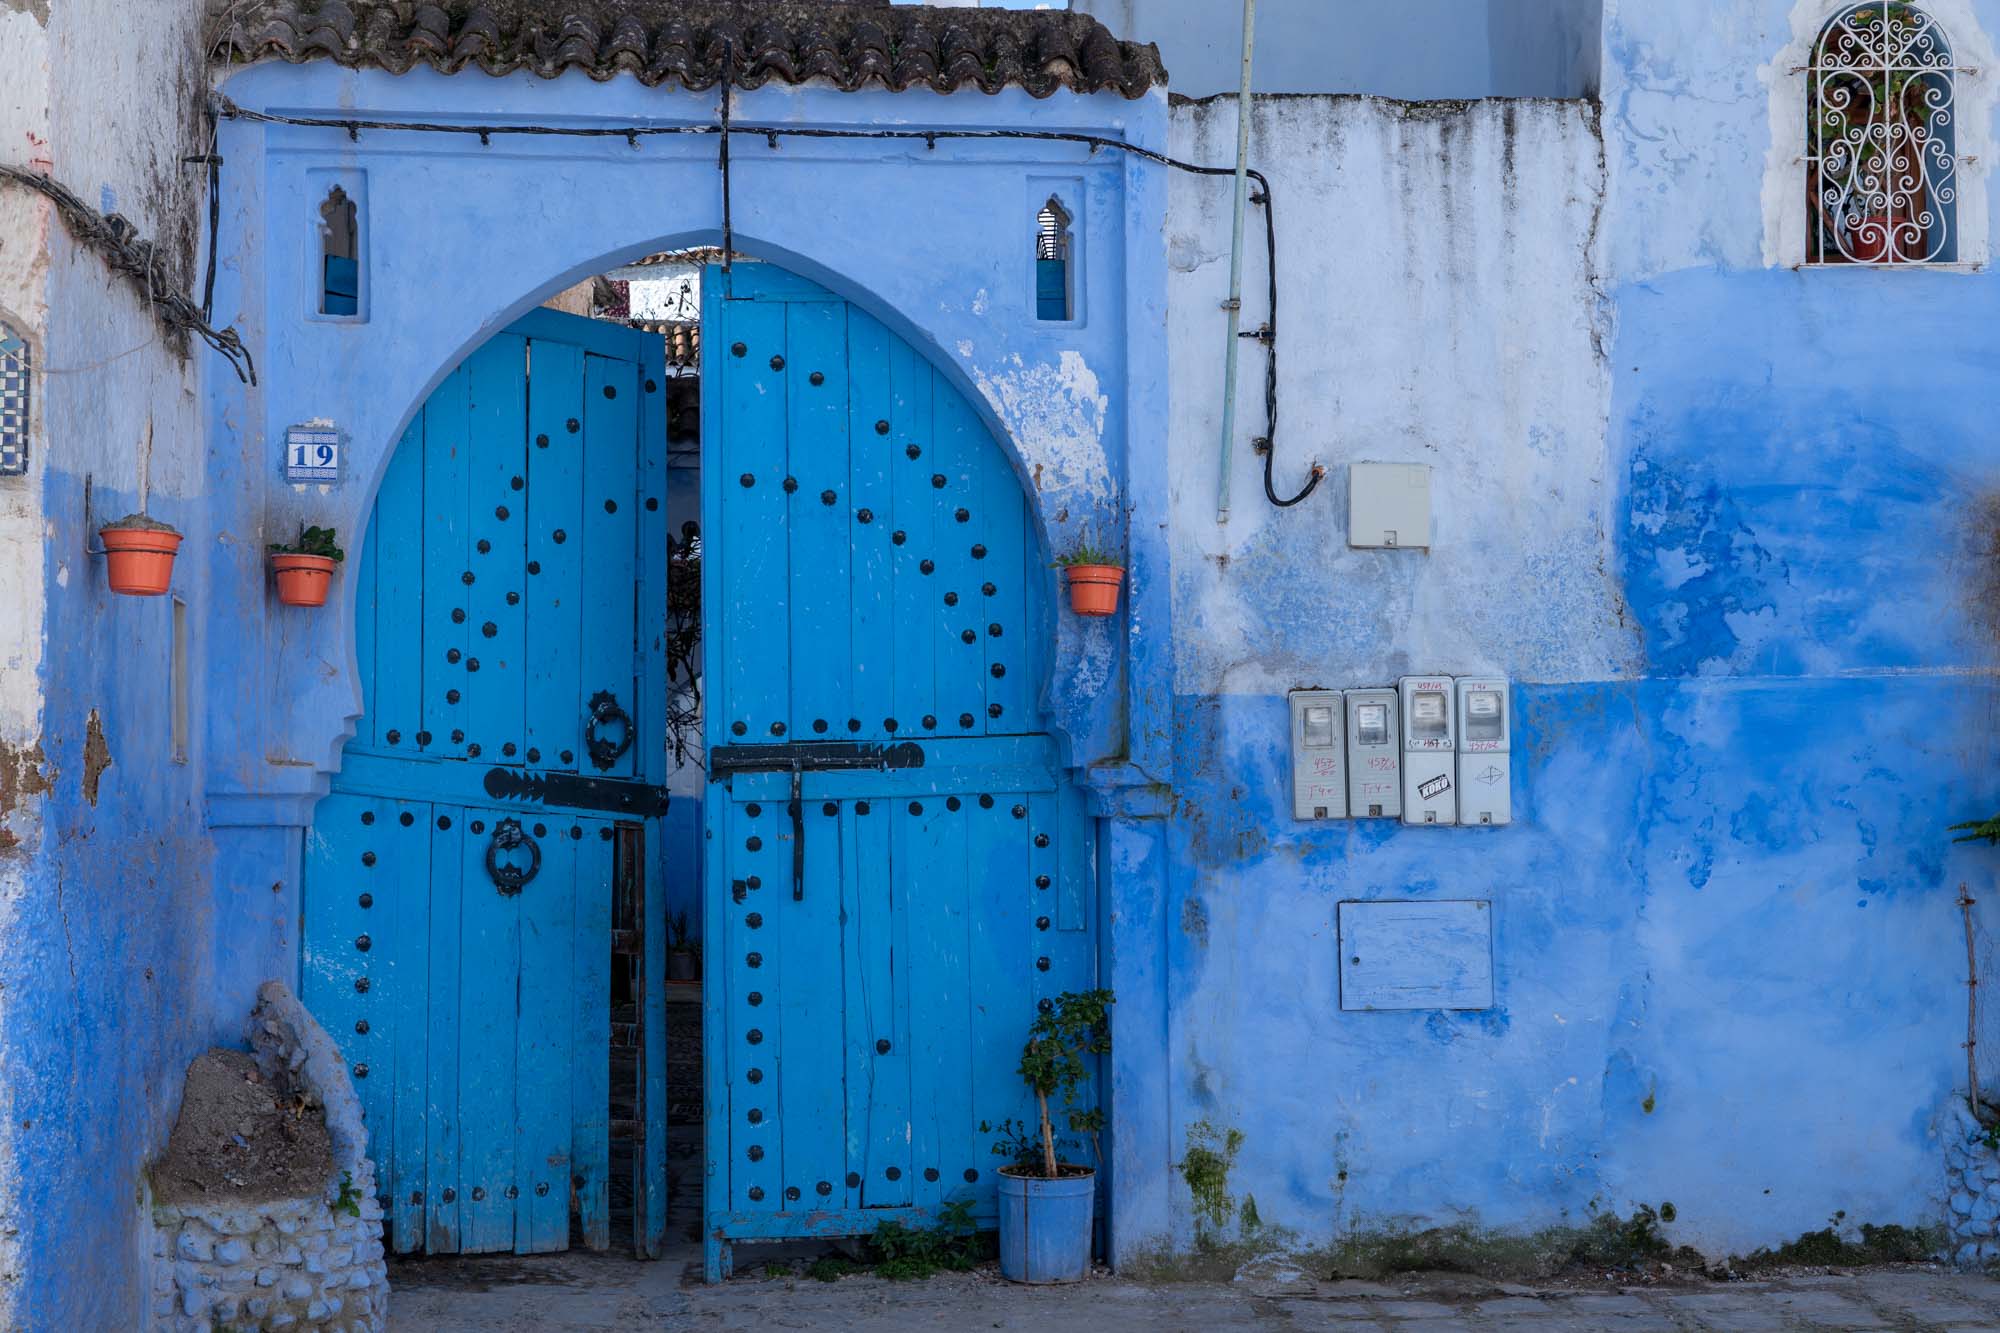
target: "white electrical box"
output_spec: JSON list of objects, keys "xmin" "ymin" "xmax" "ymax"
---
[
  {"xmin": 1398, "ymin": 676, "xmax": 1457, "ymax": 826},
  {"xmin": 1344, "ymin": 689, "xmax": 1401, "ymax": 819},
  {"xmin": 1455, "ymin": 677, "xmax": 1512, "ymax": 826},
  {"xmin": 1349, "ymin": 462, "xmax": 1431, "ymax": 550},
  {"xmin": 1289, "ymin": 690, "xmax": 1347, "ymax": 820}
]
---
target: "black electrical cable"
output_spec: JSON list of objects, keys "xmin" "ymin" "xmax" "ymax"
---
[
  {"xmin": 203, "ymin": 100, "xmax": 222, "ymax": 321},
  {"xmin": 210, "ymin": 93, "xmax": 1319, "ymax": 507}
]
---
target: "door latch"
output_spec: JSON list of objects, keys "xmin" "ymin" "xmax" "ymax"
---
[{"xmin": 709, "ymin": 741, "xmax": 925, "ymax": 901}]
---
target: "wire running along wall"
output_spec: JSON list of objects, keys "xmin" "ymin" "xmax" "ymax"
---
[{"xmin": 211, "ymin": 93, "xmax": 1320, "ymax": 509}]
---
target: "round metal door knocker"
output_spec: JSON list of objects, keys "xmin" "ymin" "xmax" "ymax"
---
[
  {"xmin": 485, "ymin": 817, "xmax": 542, "ymax": 895},
  {"xmin": 585, "ymin": 690, "xmax": 633, "ymax": 771}
]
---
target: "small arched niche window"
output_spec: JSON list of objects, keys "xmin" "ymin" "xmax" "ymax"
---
[
  {"xmin": 1808, "ymin": 3, "xmax": 1964, "ymax": 264},
  {"xmin": 1035, "ymin": 196, "xmax": 1073, "ymax": 321},
  {"xmin": 319, "ymin": 185, "xmax": 360, "ymax": 315}
]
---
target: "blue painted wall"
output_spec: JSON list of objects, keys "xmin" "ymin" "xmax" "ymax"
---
[
  {"xmin": 1074, "ymin": 0, "xmax": 1602, "ymax": 98},
  {"xmin": 1150, "ymin": 0, "xmax": 2000, "ymax": 1263}
]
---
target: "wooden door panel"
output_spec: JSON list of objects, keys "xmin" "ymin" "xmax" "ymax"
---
[
  {"xmin": 703, "ymin": 268, "xmax": 1096, "ymax": 1278},
  {"xmin": 310, "ymin": 309, "xmax": 665, "ymax": 1256}
]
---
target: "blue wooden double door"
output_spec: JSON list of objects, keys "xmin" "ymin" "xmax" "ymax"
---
[
  {"xmin": 304, "ymin": 308, "xmax": 669, "ymax": 1256},
  {"xmin": 702, "ymin": 266, "xmax": 1099, "ymax": 1276}
]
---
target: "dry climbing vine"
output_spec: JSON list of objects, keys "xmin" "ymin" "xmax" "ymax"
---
[
  {"xmin": 0, "ymin": 164, "xmax": 255, "ymax": 383},
  {"xmin": 665, "ymin": 525, "xmax": 702, "ymax": 769}
]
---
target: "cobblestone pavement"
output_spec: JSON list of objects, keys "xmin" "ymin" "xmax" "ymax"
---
[{"xmin": 387, "ymin": 1250, "xmax": 2000, "ymax": 1331}]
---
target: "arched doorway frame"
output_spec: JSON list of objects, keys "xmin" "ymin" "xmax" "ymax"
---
[{"xmin": 206, "ymin": 60, "xmax": 1177, "ymax": 1263}]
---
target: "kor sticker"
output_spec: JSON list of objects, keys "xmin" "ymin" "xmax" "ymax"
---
[{"xmin": 1418, "ymin": 773, "xmax": 1452, "ymax": 801}]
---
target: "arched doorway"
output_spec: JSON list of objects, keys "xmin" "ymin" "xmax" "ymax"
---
[
  {"xmin": 300, "ymin": 258, "xmax": 1100, "ymax": 1272},
  {"xmin": 699, "ymin": 264, "xmax": 1098, "ymax": 1280}
]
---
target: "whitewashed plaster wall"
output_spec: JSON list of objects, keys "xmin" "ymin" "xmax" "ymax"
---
[
  {"xmin": 1167, "ymin": 95, "xmax": 1630, "ymax": 696},
  {"xmin": 0, "ymin": 6, "xmax": 54, "ymax": 841}
]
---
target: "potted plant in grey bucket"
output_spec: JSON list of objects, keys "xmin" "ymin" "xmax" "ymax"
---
[
  {"xmin": 996, "ymin": 988, "xmax": 1113, "ymax": 1283},
  {"xmin": 667, "ymin": 910, "xmax": 699, "ymax": 983}
]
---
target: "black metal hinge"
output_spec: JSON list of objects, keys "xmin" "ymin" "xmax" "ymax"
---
[{"xmin": 483, "ymin": 766, "xmax": 670, "ymax": 817}]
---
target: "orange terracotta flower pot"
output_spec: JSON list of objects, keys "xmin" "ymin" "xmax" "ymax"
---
[
  {"xmin": 100, "ymin": 525, "xmax": 182, "ymax": 596},
  {"xmin": 1064, "ymin": 564, "xmax": 1124, "ymax": 617},
  {"xmin": 271, "ymin": 553, "xmax": 338, "ymax": 607}
]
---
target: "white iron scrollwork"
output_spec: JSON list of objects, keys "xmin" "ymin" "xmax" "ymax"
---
[{"xmin": 1809, "ymin": 2, "xmax": 1963, "ymax": 264}]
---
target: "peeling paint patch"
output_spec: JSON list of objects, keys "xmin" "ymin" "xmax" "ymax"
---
[
  {"xmin": 81, "ymin": 709, "xmax": 110, "ymax": 807},
  {"xmin": 1, "ymin": 0, "xmax": 50, "ymax": 27},
  {"xmin": 972, "ymin": 351, "xmax": 1112, "ymax": 502},
  {"xmin": 0, "ymin": 737, "xmax": 51, "ymax": 848}
]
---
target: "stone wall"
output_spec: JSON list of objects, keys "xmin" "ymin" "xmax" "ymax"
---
[
  {"xmin": 1944, "ymin": 1099, "xmax": 2000, "ymax": 1266},
  {"xmin": 148, "ymin": 983, "xmax": 387, "ymax": 1332}
]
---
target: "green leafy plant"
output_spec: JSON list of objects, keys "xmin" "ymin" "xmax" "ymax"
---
[
  {"xmin": 1054, "ymin": 540, "xmax": 1120, "ymax": 569},
  {"xmin": 669, "ymin": 909, "xmax": 693, "ymax": 950},
  {"xmin": 333, "ymin": 1170, "xmax": 362, "ymax": 1219},
  {"xmin": 984, "ymin": 1116, "xmax": 1048, "ymax": 1172},
  {"xmin": 268, "ymin": 524, "xmax": 345, "ymax": 562},
  {"xmin": 870, "ymin": 1199, "xmax": 984, "ymax": 1280},
  {"xmin": 805, "ymin": 1254, "xmax": 863, "ymax": 1282},
  {"xmin": 1014, "ymin": 988, "xmax": 1113, "ymax": 1179},
  {"xmin": 1951, "ymin": 816, "xmax": 2000, "ymax": 845}
]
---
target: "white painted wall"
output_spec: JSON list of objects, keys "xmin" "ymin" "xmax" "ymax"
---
[
  {"xmin": 0, "ymin": 10, "xmax": 53, "ymax": 1306},
  {"xmin": 0, "ymin": 7, "xmax": 53, "ymax": 833},
  {"xmin": 1167, "ymin": 96, "xmax": 1631, "ymax": 695}
]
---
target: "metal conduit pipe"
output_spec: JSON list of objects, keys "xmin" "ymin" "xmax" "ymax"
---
[{"xmin": 1214, "ymin": 0, "xmax": 1257, "ymax": 526}]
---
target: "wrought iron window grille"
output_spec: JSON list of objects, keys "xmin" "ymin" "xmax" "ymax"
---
[
  {"xmin": 0, "ymin": 326, "xmax": 28, "ymax": 476},
  {"xmin": 1808, "ymin": 2, "xmax": 1966, "ymax": 265}
]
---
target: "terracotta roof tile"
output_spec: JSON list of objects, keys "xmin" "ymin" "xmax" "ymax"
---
[{"xmin": 207, "ymin": 1, "xmax": 1165, "ymax": 99}]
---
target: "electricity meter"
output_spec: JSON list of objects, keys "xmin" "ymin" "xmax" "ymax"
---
[
  {"xmin": 1289, "ymin": 690, "xmax": 1347, "ymax": 820},
  {"xmin": 1398, "ymin": 676, "xmax": 1457, "ymax": 826},
  {"xmin": 1344, "ymin": 688, "xmax": 1400, "ymax": 819},
  {"xmin": 1455, "ymin": 677, "xmax": 1512, "ymax": 826}
]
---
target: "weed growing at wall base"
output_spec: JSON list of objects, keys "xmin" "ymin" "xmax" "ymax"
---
[
  {"xmin": 1180, "ymin": 1121, "xmax": 1245, "ymax": 1237},
  {"xmin": 871, "ymin": 1200, "xmax": 987, "ymax": 1280},
  {"xmin": 1728, "ymin": 1213, "xmax": 1938, "ymax": 1271}
]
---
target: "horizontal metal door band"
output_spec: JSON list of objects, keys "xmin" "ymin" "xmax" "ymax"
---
[
  {"xmin": 721, "ymin": 765, "xmax": 1062, "ymax": 803},
  {"xmin": 331, "ymin": 751, "xmax": 666, "ymax": 819},
  {"xmin": 707, "ymin": 740, "xmax": 927, "ymax": 778}
]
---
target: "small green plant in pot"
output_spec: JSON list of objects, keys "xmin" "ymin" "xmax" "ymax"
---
[
  {"xmin": 667, "ymin": 909, "xmax": 699, "ymax": 983},
  {"xmin": 995, "ymin": 988, "xmax": 1112, "ymax": 1283},
  {"xmin": 1055, "ymin": 539, "xmax": 1124, "ymax": 617},
  {"xmin": 268, "ymin": 524, "xmax": 345, "ymax": 607}
]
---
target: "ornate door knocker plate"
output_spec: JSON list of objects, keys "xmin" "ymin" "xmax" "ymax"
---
[
  {"xmin": 486, "ymin": 817, "xmax": 541, "ymax": 895},
  {"xmin": 586, "ymin": 689, "xmax": 633, "ymax": 771}
]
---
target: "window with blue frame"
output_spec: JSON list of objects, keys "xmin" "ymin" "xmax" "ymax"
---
[
  {"xmin": 319, "ymin": 185, "xmax": 359, "ymax": 315},
  {"xmin": 1036, "ymin": 196, "xmax": 1073, "ymax": 322}
]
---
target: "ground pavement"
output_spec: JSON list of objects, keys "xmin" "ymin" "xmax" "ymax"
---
[{"xmin": 386, "ymin": 1249, "xmax": 2000, "ymax": 1331}]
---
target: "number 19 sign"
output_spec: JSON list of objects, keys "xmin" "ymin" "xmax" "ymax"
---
[{"xmin": 285, "ymin": 420, "xmax": 342, "ymax": 484}]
